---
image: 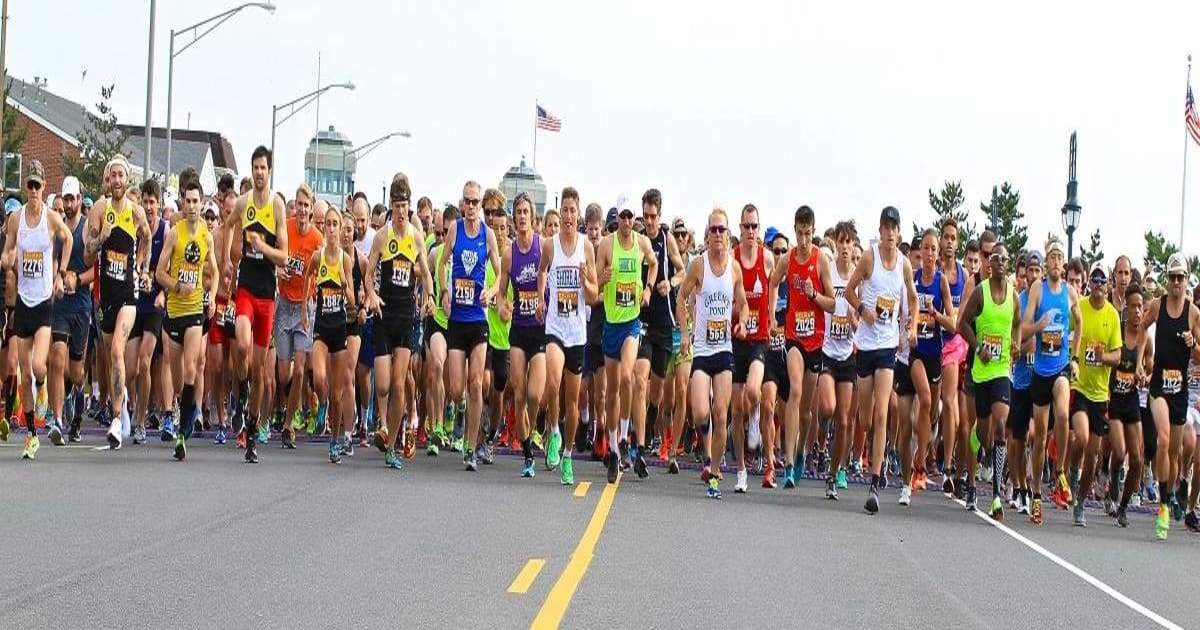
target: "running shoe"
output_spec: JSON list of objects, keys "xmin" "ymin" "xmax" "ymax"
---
[
  {"xmin": 328, "ymin": 441, "xmax": 341, "ymax": 464},
  {"xmin": 667, "ymin": 457, "xmax": 680, "ymax": 475},
  {"xmin": 213, "ymin": 426, "xmax": 227, "ymax": 445},
  {"xmin": 271, "ymin": 408, "xmax": 285, "ymax": 434},
  {"xmin": 1117, "ymin": 506, "xmax": 1129, "ymax": 528},
  {"xmin": 106, "ymin": 424, "xmax": 122, "ymax": 450},
  {"xmin": 21, "ymin": 434, "xmax": 39, "ymax": 460},
  {"xmin": 706, "ymin": 477, "xmax": 721, "ymax": 499},
  {"xmin": 257, "ymin": 423, "xmax": 270, "ymax": 445},
  {"xmin": 864, "ymin": 485, "xmax": 879, "ymax": 514},
  {"xmin": 1171, "ymin": 495, "xmax": 1185, "ymax": 523},
  {"xmin": 3, "ymin": 415, "xmax": 14, "ymax": 441},
  {"xmin": 530, "ymin": 430, "xmax": 543, "ymax": 452},
  {"xmin": 763, "ymin": 467, "xmax": 777, "ymax": 489},
  {"xmin": 521, "ymin": 457, "xmax": 536, "ymax": 478},
  {"xmin": 1030, "ymin": 497, "xmax": 1044, "ymax": 525},
  {"xmin": 465, "ymin": 452, "xmax": 479, "ymax": 472},
  {"xmin": 36, "ymin": 385, "xmax": 47, "ymax": 422},
  {"xmin": 783, "ymin": 465, "xmax": 796, "ymax": 489},
  {"xmin": 173, "ymin": 435, "xmax": 187, "ymax": 461},
  {"xmin": 618, "ymin": 440, "xmax": 631, "ymax": 471},
  {"xmin": 942, "ymin": 474, "xmax": 954, "ymax": 494},
  {"xmin": 449, "ymin": 437, "xmax": 464, "ymax": 453},
  {"xmin": 836, "ymin": 468, "xmax": 848, "ymax": 490},
  {"xmin": 48, "ymin": 420, "xmax": 64, "ymax": 446},
  {"xmin": 633, "ymin": 454, "xmax": 649, "ymax": 479},
  {"xmin": 67, "ymin": 417, "xmax": 81, "ymax": 443},
  {"xmin": 373, "ymin": 427, "xmax": 389, "ymax": 453},
  {"xmin": 606, "ymin": 451, "xmax": 619, "ymax": 484},
  {"xmin": 659, "ymin": 428, "xmax": 673, "ymax": 462},
  {"xmin": 1186, "ymin": 511, "xmax": 1200, "ymax": 533},
  {"xmin": 427, "ymin": 441, "xmax": 439, "ymax": 456},
  {"xmin": 1018, "ymin": 491, "xmax": 1030, "ymax": 515},
  {"xmin": 747, "ymin": 416, "xmax": 762, "ymax": 451},
  {"xmin": 292, "ymin": 410, "xmax": 306, "ymax": 433},
  {"xmin": 1146, "ymin": 478, "xmax": 1159, "ymax": 504},
  {"xmin": 991, "ymin": 496, "xmax": 1005, "ymax": 522},
  {"xmin": 546, "ymin": 431, "xmax": 562, "ymax": 471},
  {"xmin": 244, "ymin": 439, "xmax": 258, "ymax": 464},
  {"xmin": 384, "ymin": 448, "xmax": 403, "ymax": 470},
  {"xmin": 560, "ymin": 455, "xmax": 575, "ymax": 486},
  {"xmin": 96, "ymin": 407, "xmax": 112, "ymax": 428},
  {"xmin": 341, "ymin": 435, "xmax": 355, "ymax": 458},
  {"xmin": 912, "ymin": 469, "xmax": 927, "ymax": 492},
  {"xmin": 701, "ymin": 463, "xmax": 713, "ymax": 483},
  {"xmin": 1053, "ymin": 472, "xmax": 1072, "ymax": 509},
  {"xmin": 898, "ymin": 484, "xmax": 912, "ymax": 506},
  {"xmin": 965, "ymin": 486, "xmax": 977, "ymax": 512},
  {"xmin": 825, "ymin": 476, "xmax": 837, "ymax": 500},
  {"xmin": 481, "ymin": 440, "xmax": 495, "ymax": 465},
  {"xmin": 160, "ymin": 417, "xmax": 176, "ymax": 442},
  {"xmin": 315, "ymin": 403, "xmax": 328, "ymax": 436},
  {"xmin": 1156, "ymin": 504, "xmax": 1169, "ymax": 541},
  {"xmin": 305, "ymin": 408, "xmax": 316, "ymax": 435},
  {"xmin": 132, "ymin": 425, "xmax": 147, "ymax": 445},
  {"xmin": 404, "ymin": 429, "xmax": 417, "ymax": 460},
  {"xmin": 734, "ymin": 469, "xmax": 748, "ymax": 493},
  {"xmin": 281, "ymin": 428, "xmax": 297, "ymax": 450}
]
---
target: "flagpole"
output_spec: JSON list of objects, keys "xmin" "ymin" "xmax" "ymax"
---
[
  {"xmin": 1183, "ymin": 53, "xmax": 1192, "ymax": 249},
  {"xmin": 533, "ymin": 101, "xmax": 538, "ymax": 170}
]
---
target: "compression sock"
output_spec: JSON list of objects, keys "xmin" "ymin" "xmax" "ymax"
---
[{"xmin": 992, "ymin": 440, "xmax": 1007, "ymax": 498}]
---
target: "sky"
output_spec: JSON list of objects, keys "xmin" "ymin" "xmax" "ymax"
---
[{"xmin": 8, "ymin": 1, "xmax": 1200, "ymax": 266}]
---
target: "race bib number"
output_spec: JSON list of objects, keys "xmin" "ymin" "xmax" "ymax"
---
[
  {"xmin": 391, "ymin": 260, "xmax": 412, "ymax": 288},
  {"xmin": 770, "ymin": 332, "xmax": 785, "ymax": 351},
  {"xmin": 1189, "ymin": 368, "xmax": 1200, "ymax": 392},
  {"xmin": 1040, "ymin": 329, "xmax": 1063, "ymax": 357},
  {"xmin": 177, "ymin": 264, "xmax": 200, "ymax": 289},
  {"xmin": 1084, "ymin": 343, "xmax": 1104, "ymax": 367},
  {"xmin": 615, "ymin": 281, "xmax": 636, "ymax": 308},
  {"xmin": 454, "ymin": 278, "xmax": 476, "ymax": 306},
  {"xmin": 794, "ymin": 311, "xmax": 816, "ymax": 338},
  {"xmin": 1114, "ymin": 371, "xmax": 1136, "ymax": 395},
  {"xmin": 21, "ymin": 251, "xmax": 43, "ymax": 279},
  {"xmin": 556, "ymin": 290, "xmax": 578, "ymax": 317},
  {"xmin": 875, "ymin": 296, "xmax": 897, "ymax": 325},
  {"xmin": 105, "ymin": 251, "xmax": 128, "ymax": 281},
  {"xmin": 518, "ymin": 289, "xmax": 539, "ymax": 316},
  {"xmin": 284, "ymin": 255, "xmax": 305, "ymax": 279},
  {"xmin": 829, "ymin": 314, "xmax": 852, "ymax": 340},
  {"xmin": 917, "ymin": 312, "xmax": 936, "ymax": 340},
  {"xmin": 981, "ymin": 333, "xmax": 1003, "ymax": 361},
  {"xmin": 320, "ymin": 286, "xmax": 343, "ymax": 314},
  {"xmin": 1162, "ymin": 369, "xmax": 1184, "ymax": 395},
  {"xmin": 706, "ymin": 319, "xmax": 728, "ymax": 346},
  {"xmin": 744, "ymin": 312, "xmax": 759, "ymax": 335}
]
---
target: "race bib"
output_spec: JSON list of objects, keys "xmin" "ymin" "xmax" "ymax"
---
[
  {"xmin": 284, "ymin": 255, "xmax": 305, "ymax": 279},
  {"xmin": 829, "ymin": 314, "xmax": 852, "ymax": 340},
  {"xmin": 320, "ymin": 286, "xmax": 343, "ymax": 314},
  {"xmin": 744, "ymin": 312, "xmax": 759, "ymax": 335},
  {"xmin": 875, "ymin": 295, "xmax": 897, "ymax": 325},
  {"xmin": 1189, "ymin": 368, "xmax": 1200, "ymax": 391},
  {"xmin": 981, "ymin": 333, "xmax": 1003, "ymax": 361},
  {"xmin": 615, "ymin": 281, "xmax": 636, "ymax": 308},
  {"xmin": 706, "ymin": 319, "xmax": 728, "ymax": 346},
  {"xmin": 1162, "ymin": 369, "xmax": 1184, "ymax": 395},
  {"xmin": 21, "ymin": 251, "xmax": 43, "ymax": 279},
  {"xmin": 556, "ymin": 290, "xmax": 578, "ymax": 317},
  {"xmin": 518, "ymin": 289, "xmax": 539, "ymax": 316},
  {"xmin": 1114, "ymin": 371, "xmax": 1136, "ymax": 395},
  {"xmin": 1084, "ymin": 343, "xmax": 1104, "ymax": 367},
  {"xmin": 917, "ymin": 312, "xmax": 936, "ymax": 340},
  {"xmin": 769, "ymin": 332, "xmax": 785, "ymax": 351},
  {"xmin": 105, "ymin": 251, "xmax": 128, "ymax": 280},
  {"xmin": 1040, "ymin": 329, "xmax": 1063, "ymax": 357},
  {"xmin": 454, "ymin": 278, "xmax": 476, "ymax": 306},
  {"xmin": 177, "ymin": 264, "xmax": 200, "ymax": 289},
  {"xmin": 794, "ymin": 311, "xmax": 816, "ymax": 338},
  {"xmin": 391, "ymin": 259, "xmax": 412, "ymax": 288}
]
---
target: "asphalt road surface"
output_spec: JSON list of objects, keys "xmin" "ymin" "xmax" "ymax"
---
[{"xmin": 2, "ymin": 431, "xmax": 1197, "ymax": 630}]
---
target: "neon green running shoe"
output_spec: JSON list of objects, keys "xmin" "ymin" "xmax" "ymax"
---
[
  {"xmin": 21, "ymin": 434, "xmax": 39, "ymax": 460},
  {"xmin": 546, "ymin": 431, "xmax": 562, "ymax": 470},
  {"xmin": 531, "ymin": 430, "xmax": 544, "ymax": 452},
  {"xmin": 560, "ymin": 455, "xmax": 575, "ymax": 485},
  {"xmin": 0, "ymin": 415, "xmax": 9, "ymax": 442},
  {"xmin": 1156, "ymin": 504, "xmax": 1170, "ymax": 541}
]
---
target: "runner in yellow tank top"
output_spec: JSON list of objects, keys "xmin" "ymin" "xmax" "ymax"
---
[{"xmin": 156, "ymin": 181, "xmax": 219, "ymax": 461}]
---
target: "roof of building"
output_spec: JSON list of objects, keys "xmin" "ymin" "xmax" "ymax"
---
[
  {"xmin": 124, "ymin": 137, "xmax": 212, "ymax": 180},
  {"xmin": 5, "ymin": 76, "xmax": 90, "ymax": 146},
  {"xmin": 502, "ymin": 156, "xmax": 543, "ymax": 182},
  {"xmin": 310, "ymin": 125, "xmax": 352, "ymax": 146},
  {"xmin": 119, "ymin": 125, "xmax": 238, "ymax": 173}
]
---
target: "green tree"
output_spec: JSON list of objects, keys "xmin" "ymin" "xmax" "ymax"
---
[
  {"xmin": 1143, "ymin": 230, "xmax": 1179, "ymax": 281},
  {"xmin": 1079, "ymin": 228, "xmax": 1104, "ymax": 269},
  {"xmin": 62, "ymin": 84, "xmax": 129, "ymax": 199},
  {"xmin": 979, "ymin": 181, "xmax": 1026, "ymax": 272},
  {"xmin": 927, "ymin": 180, "xmax": 974, "ymax": 258},
  {"xmin": 2, "ymin": 81, "xmax": 28, "ymax": 194}
]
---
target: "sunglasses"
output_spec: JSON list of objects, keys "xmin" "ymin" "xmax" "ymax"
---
[
  {"xmin": 742, "ymin": 222, "xmax": 758, "ymax": 230},
  {"xmin": 772, "ymin": 248, "xmax": 788, "ymax": 256},
  {"xmin": 1169, "ymin": 273, "xmax": 1188, "ymax": 282},
  {"xmin": 1091, "ymin": 275, "xmax": 1108, "ymax": 285},
  {"xmin": 708, "ymin": 225, "xmax": 728, "ymax": 235},
  {"xmin": 643, "ymin": 214, "xmax": 658, "ymax": 221},
  {"xmin": 463, "ymin": 197, "xmax": 482, "ymax": 207},
  {"xmin": 619, "ymin": 212, "xmax": 634, "ymax": 220},
  {"xmin": 981, "ymin": 248, "xmax": 993, "ymax": 258},
  {"xmin": 26, "ymin": 181, "xmax": 41, "ymax": 191},
  {"xmin": 673, "ymin": 231, "xmax": 688, "ymax": 238}
]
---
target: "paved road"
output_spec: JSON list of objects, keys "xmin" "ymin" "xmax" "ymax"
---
[{"xmin": 2, "ymin": 433, "xmax": 1196, "ymax": 630}]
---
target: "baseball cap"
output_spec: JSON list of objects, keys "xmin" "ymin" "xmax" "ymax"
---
[
  {"xmin": 1046, "ymin": 239, "xmax": 1066, "ymax": 257},
  {"xmin": 1089, "ymin": 261, "xmax": 1108, "ymax": 280},
  {"xmin": 672, "ymin": 217, "xmax": 687, "ymax": 234},
  {"xmin": 61, "ymin": 176, "xmax": 81, "ymax": 198},
  {"xmin": 879, "ymin": 206, "xmax": 901, "ymax": 226},
  {"xmin": 1025, "ymin": 249, "xmax": 1044, "ymax": 268},
  {"xmin": 4, "ymin": 197, "xmax": 20, "ymax": 215},
  {"xmin": 763, "ymin": 227, "xmax": 779, "ymax": 245},
  {"xmin": 1167, "ymin": 253, "xmax": 1188, "ymax": 275},
  {"xmin": 605, "ymin": 207, "xmax": 619, "ymax": 230},
  {"xmin": 26, "ymin": 159, "xmax": 45, "ymax": 187},
  {"xmin": 82, "ymin": 197, "xmax": 94, "ymax": 209},
  {"xmin": 203, "ymin": 199, "xmax": 219, "ymax": 218}
]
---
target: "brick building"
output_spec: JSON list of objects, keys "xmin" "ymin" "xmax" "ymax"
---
[{"xmin": 4, "ymin": 76, "xmax": 86, "ymax": 197}]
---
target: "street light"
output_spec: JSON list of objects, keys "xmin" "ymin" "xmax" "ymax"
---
[
  {"xmin": 1062, "ymin": 131, "xmax": 1082, "ymax": 259},
  {"xmin": 269, "ymin": 82, "xmax": 355, "ymax": 186},
  {"xmin": 341, "ymin": 131, "xmax": 412, "ymax": 196},
  {"xmin": 165, "ymin": 3, "xmax": 275, "ymax": 189}
]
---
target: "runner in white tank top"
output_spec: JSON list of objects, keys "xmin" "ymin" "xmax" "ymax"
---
[
  {"xmin": 844, "ymin": 206, "xmax": 919, "ymax": 515},
  {"xmin": 16, "ymin": 205, "xmax": 55, "ymax": 307},
  {"xmin": 536, "ymin": 191, "xmax": 599, "ymax": 486},
  {"xmin": 676, "ymin": 208, "xmax": 750, "ymax": 499},
  {"xmin": 817, "ymin": 221, "xmax": 861, "ymax": 499}
]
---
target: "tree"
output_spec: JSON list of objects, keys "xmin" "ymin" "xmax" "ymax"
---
[
  {"xmin": 62, "ymin": 84, "xmax": 129, "ymax": 199},
  {"xmin": 1079, "ymin": 228, "xmax": 1104, "ymax": 269},
  {"xmin": 979, "ymin": 181, "xmax": 1026, "ymax": 272},
  {"xmin": 2, "ymin": 81, "xmax": 28, "ymax": 194},
  {"xmin": 927, "ymin": 180, "xmax": 974, "ymax": 258},
  {"xmin": 1143, "ymin": 230, "xmax": 1179, "ymax": 281}
]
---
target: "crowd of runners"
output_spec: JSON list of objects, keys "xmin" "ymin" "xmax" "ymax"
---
[{"xmin": 6, "ymin": 147, "xmax": 1200, "ymax": 542}]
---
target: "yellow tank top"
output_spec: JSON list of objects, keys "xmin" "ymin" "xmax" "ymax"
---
[
  {"xmin": 315, "ymin": 249, "xmax": 347, "ymax": 329},
  {"xmin": 166, "ymin": 220, "xmax": 209, "ymax": 318}
]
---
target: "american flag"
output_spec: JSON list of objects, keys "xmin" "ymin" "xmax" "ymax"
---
[
  {"xmin": 1188, "ymin": 86, "xmax": 1200, "ymax": 145},
  {"xmin": 536, "ymin": 104, "xmax": 562, "ymax": 132}
]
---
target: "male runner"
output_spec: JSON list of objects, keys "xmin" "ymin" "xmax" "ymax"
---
[
  {"xmin": 1006, "ymin": 250, "xmax": 1042, "ymax": 515},
  {"xmin": 129, "ymin": 179, "xmax": 167, "ymax": 445},
  {"xmin": 817, "ymin": 221, "xmax": 858, "ymax": 498},
  {"xmin": 224, "ymin": 146, "xmax": 289, "ymax": 463},
  {"xmin": 597, "ymin": 203, "xmax": 658, "ymax": 483},
  {"xmin": 274, "ymin": 184, "xmax": 323, "ymax": 447},
  {"xmin": 730, "ymin": 204, "xmax": 774, "ymax": 493},
  {"xmin": 49, "ymin": 175, "xmax": 93, "ymax": 443},
  {"xmin": 844, "ymin": 206, "xmax": 919, "ymax": 514},
  {"xmin": 500, "ymin": 192, "xmax": 546, "ymax": 478}
]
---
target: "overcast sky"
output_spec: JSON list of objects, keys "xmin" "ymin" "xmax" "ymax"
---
[{"xmin": 8, "ymin": 1, "xmax": 1200, "ymax": 265}]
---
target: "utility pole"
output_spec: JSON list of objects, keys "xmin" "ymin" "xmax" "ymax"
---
[
  {"xmin": 143, "ymin": 0, "xmax": 156, "ymax": 188},
  {"xmin": 0, "ymin": 0, "xmax": 11, "ymax": 191}
]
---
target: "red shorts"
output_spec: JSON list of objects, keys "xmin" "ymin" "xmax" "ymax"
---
[
  {"xmin": 209, "ymin": 298, "xmax": 229, "ymax": 346},
  {"xmin": 235, "ymin": 288, "xmax": 275, "ymax": 348}
]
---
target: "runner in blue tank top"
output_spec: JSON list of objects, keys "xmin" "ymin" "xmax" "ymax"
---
[
  {"xmin": 1006, "ymin": 250, "xmax": 1042, "ymax": 517},
  {"xmin": 437, "ymin": 180, "xmax": 502, "ymax": 472},
  {"xmin": 1019, "ymin": 236, "xmax": 1082, "ymax": 520}
]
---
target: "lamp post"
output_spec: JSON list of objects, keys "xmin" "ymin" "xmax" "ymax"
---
[
  {"xmin": 1062, "ymin": 131, "xmax": 1082, "ymax": 259},
  {"xmin": 340, "ymin": 131, "xmax": 411, "ymax": 196},
  {"xmin": 166, "ymin": 3, "xmax": 275, "ymax": 189},
  {"xmin": 269, "ymin": 82, "xmax": 355, "ymax": 187}
]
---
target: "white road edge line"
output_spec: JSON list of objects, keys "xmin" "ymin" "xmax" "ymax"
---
[{"xmin": 950, "ymin": 496, "xmax": 1183, "ymax": 630}]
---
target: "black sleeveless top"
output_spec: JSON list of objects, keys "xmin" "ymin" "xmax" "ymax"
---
[{"xmin": 1152, "ymin": 298, "xmax": 1190, "ymax": 397}]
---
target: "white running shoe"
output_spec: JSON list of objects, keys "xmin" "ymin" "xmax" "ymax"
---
[
  {"xmin": 747, "ymin": 415, "xmax": 762, "ymax": 451},
  {"xmin": 734, "ymin": 469, "xmax": 749, "ymax": 493},
  {"xmin": 898, "ymin": 484, "xmax": 912, "ymax": 506},
  {"xmin": 106, "ymin": 423, "xmax": 123, "ymax": 450}
]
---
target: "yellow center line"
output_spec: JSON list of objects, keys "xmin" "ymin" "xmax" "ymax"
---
[
  {"xmin": 507, "ymin": 559, "xmax": 546, "ymax": 594},
  {"xmin": 530, "ymin": 475, "xmax": 620, "ymax": 629},
  {"xmin": 572, "ymin": 481, "xmax": 591, "ymax": 498}
]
